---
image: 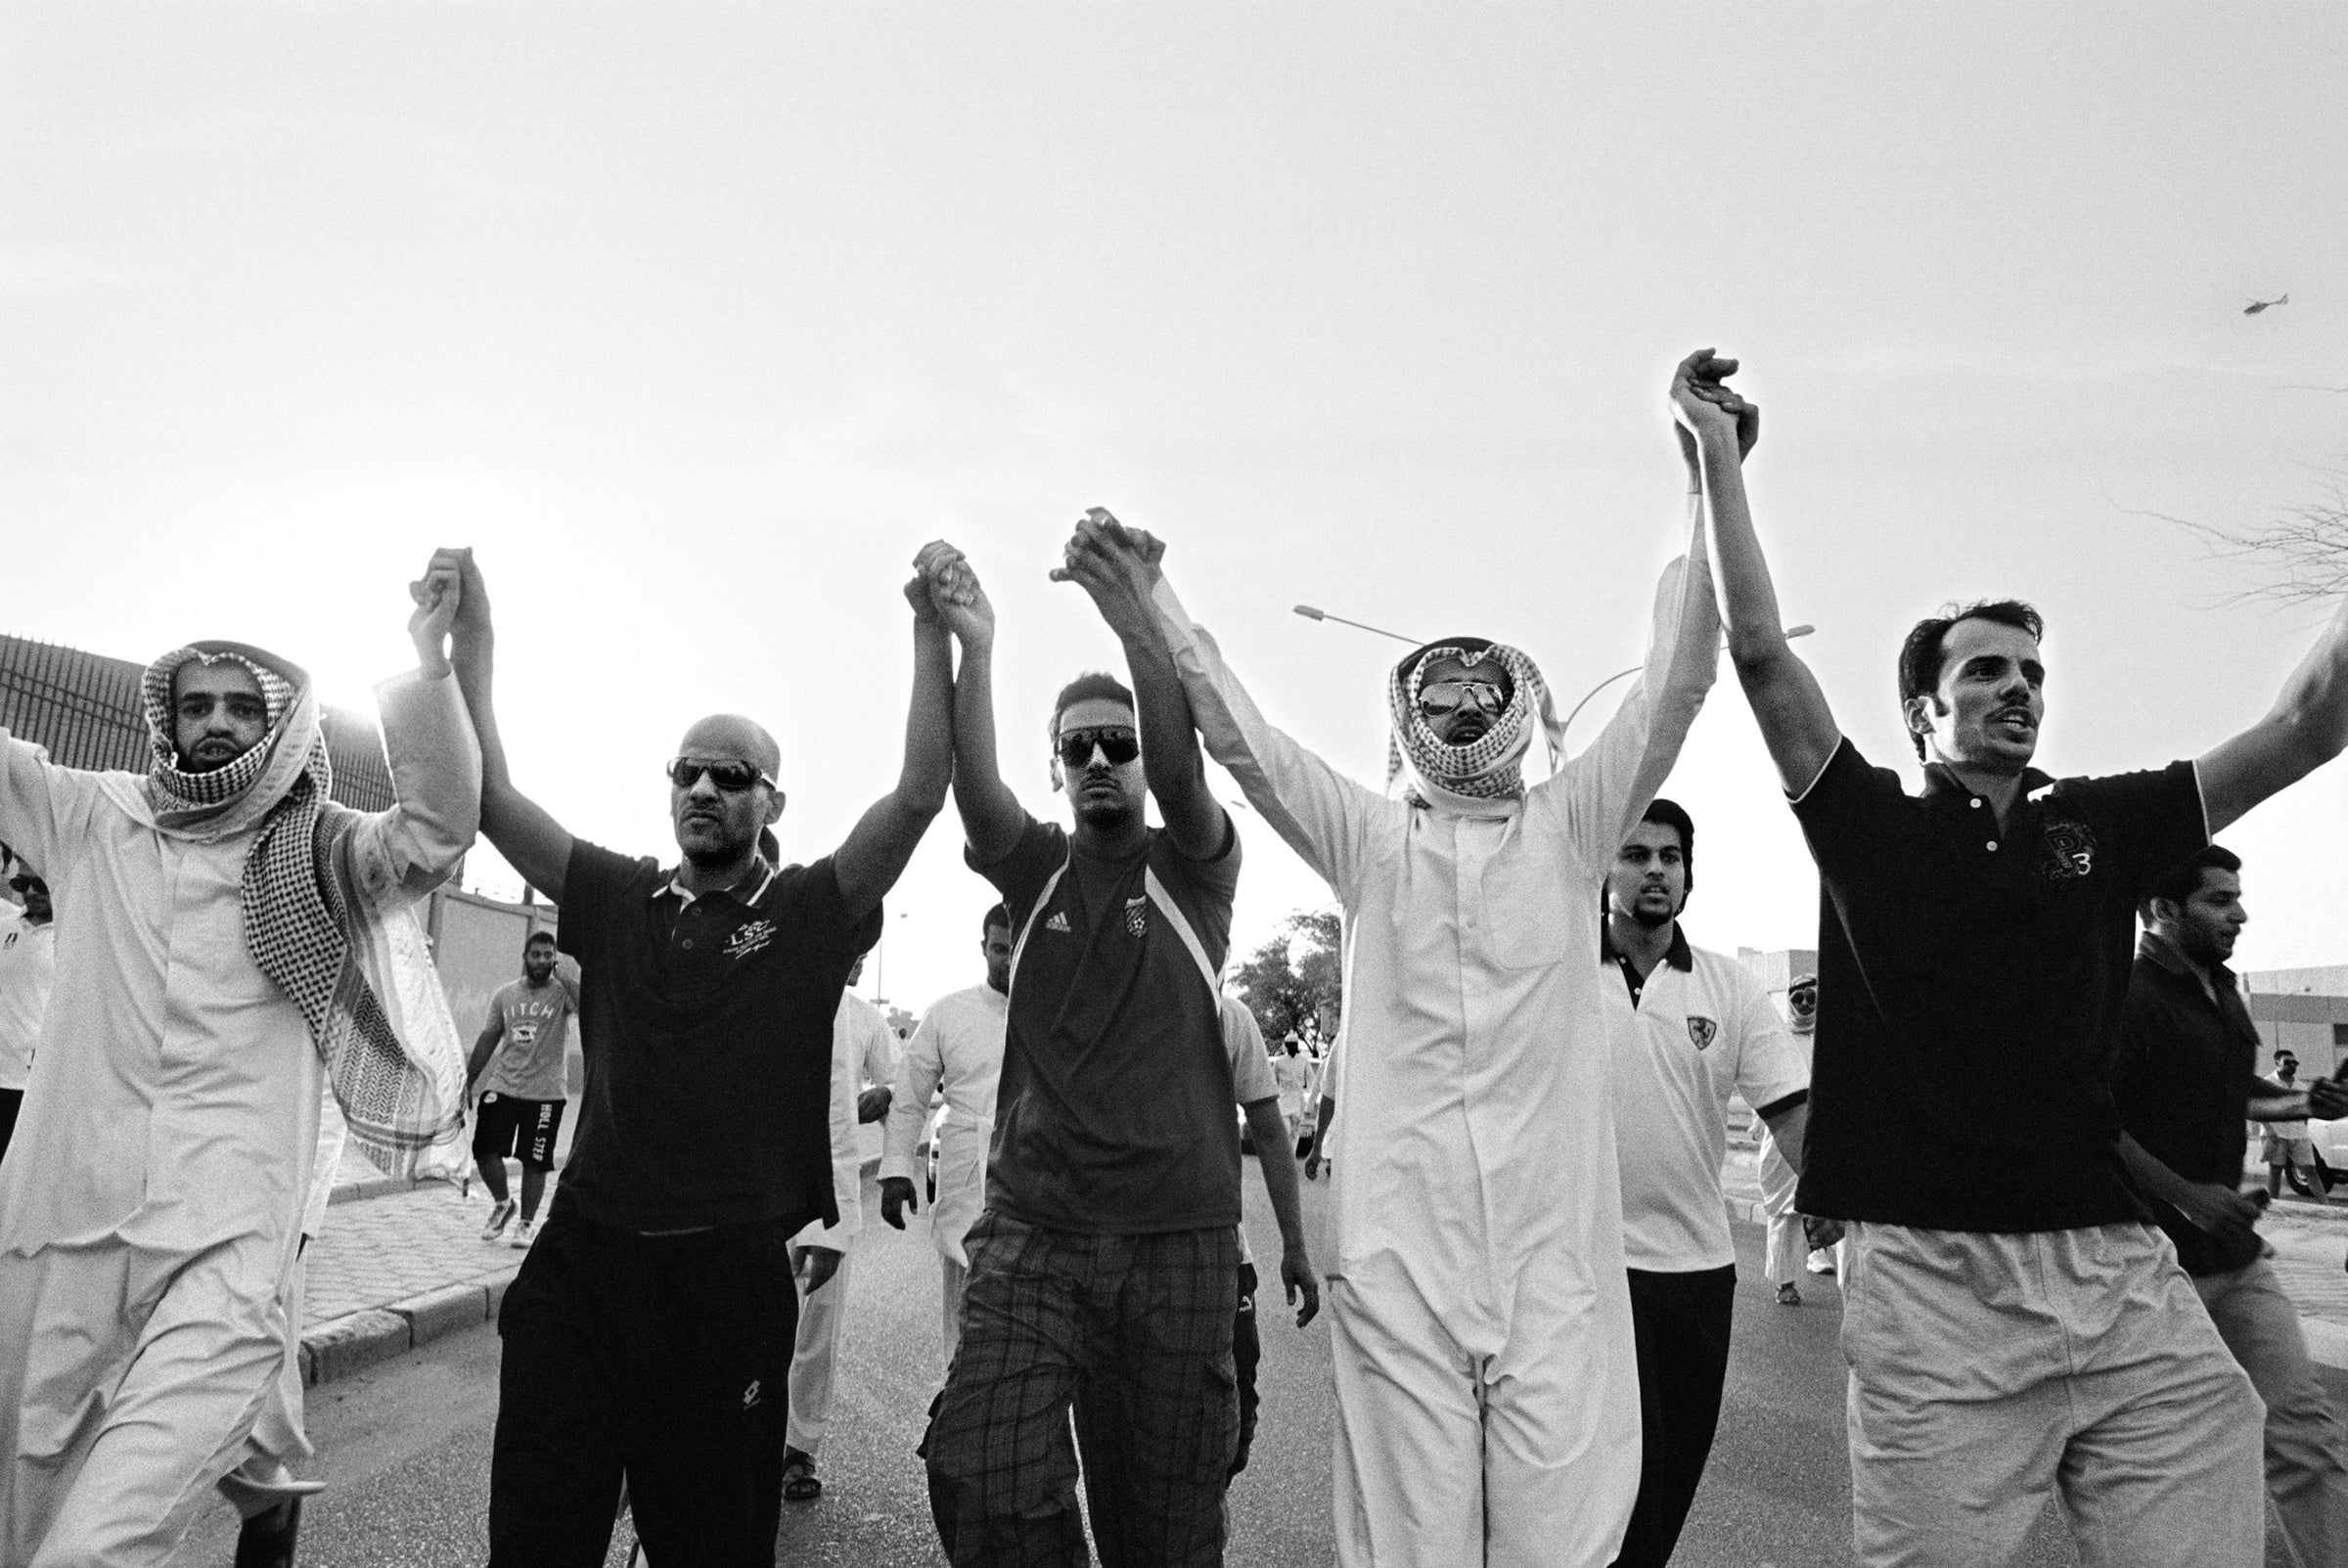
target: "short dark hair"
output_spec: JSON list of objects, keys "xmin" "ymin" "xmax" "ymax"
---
[
  {"xmin": 1639, "ymin": 797, "xmax": 1695, "ymax": 895},
  {"xmin": 982, "ymin": 903, "xmax": 1012, "ymax": 937},
  {"xmin": 524, "ymin": 929, "xmax": 557, "ymax": 950},
  {"xmin": 1049, "ymin": 672, "xmax": 1136, "ymax": 742},
  {"xmin": 2140, "ymin": 843, "xmax": 2241, "ymax": 922},
  {"xmin": 1897, "ymin": 600, "xmax": 2045, "ymax": 761}
]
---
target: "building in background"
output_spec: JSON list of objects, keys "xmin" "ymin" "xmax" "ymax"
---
[{"xmin": 2239, "ymin": 967, "xmax": 2348, "ymax": 1079}]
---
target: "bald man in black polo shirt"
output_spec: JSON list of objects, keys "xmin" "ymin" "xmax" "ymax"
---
[
  {"xmin": 445, "ymin": 552, "xmax": 957, "ymax": 1568},
  {"xmin": 1688, "ymin": 348, "xmax": 2348, "ymax": 1566}
]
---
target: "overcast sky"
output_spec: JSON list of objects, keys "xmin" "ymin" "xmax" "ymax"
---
[{"xmin": 5, "ymin": 4, "xmax": 2345, "ymax": 1014}]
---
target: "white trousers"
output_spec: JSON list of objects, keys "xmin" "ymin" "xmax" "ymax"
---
[
  {"xmin": 0, "ymin": 1236, "xmax": 287, "ymax": 1567},
  {"xmin": 1327, "ymin": 1250, "xmax": 1640, "ymax": 1568},
  {"xmin": 1841, "ymin": 1222, "xmax": 2264, "ymax": 1568},
  {"xmin": 786, "ymin": 1252, "xmax": 854, "ymax": 1456}
]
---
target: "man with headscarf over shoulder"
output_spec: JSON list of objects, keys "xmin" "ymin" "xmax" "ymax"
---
[
  {"xmin": 1069, "ymin": 351, "xmax": 1747, "ymax": 1568},
  {"xmin": 0, "ymin": 553, "xmax": 481, "ymax": 1568}
]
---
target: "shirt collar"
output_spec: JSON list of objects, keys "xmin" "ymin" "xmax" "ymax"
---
[
  {"xmin": 1918, "ymin": 760, "xmax": 2055, "ymax": 810},
  {"xmin": 654, "ymin": 852, "xmax": 776, "ymax": 909},
  {"xmin": 1600, "ymin": 919, "xmax": 1693, "ymax": 972},
  {"xmin": 2138, "ymin": 929, "xmax": 2237, "ymax": 993}
]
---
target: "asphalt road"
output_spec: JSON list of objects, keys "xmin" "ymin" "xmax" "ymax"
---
[{"xmin": 175, "ymin": 1166, "xmax": 2346, "ymax": 1565}]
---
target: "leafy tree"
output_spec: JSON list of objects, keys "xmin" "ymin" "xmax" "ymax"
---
[{"xmin": 1229, "ymin": 909, "xmax": 1342, "ymax": 1048}]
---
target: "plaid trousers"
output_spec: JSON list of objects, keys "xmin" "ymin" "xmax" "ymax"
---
[{"xmin": 923, "ymin": 1214, "xmax": 1240, "ymax": 1567}]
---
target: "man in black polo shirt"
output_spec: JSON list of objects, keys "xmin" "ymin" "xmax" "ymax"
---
[
  {"xmin": 443, "ymin": 552, "xmax": 956, "ymax": 1567},
  {"xmin": 912, "ymin": 523, "xmax": 1312, "ymax": 1567},
  {"xmin": 1688, "ymin": 347, "xmax": 2348, "ymax": 1565},
  {"xmin": 2113, "ymin": 845, "xmax": 2348, "ymax": 1567}
]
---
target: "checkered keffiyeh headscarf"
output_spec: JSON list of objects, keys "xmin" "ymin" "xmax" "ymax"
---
[
  {"xmin": 141, "ymin": 642, "xmax": 461, "ymax": 1174},
  {"xmin": 1384, "ymin": 637, "xmax": 1565, "ymax": 807}
]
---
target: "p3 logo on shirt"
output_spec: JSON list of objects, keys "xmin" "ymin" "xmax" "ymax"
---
[
  {"xmin": 1687, "ymin": 1016, "xmax": 1718, "ymax": 1052},
  {"xmin": 2039, "ymin": 819, "xmax": 2098, "ymax": 883},
  {"xmin": 1123, "ymin": 895, "xmax": 1149, "ymax": 940}
]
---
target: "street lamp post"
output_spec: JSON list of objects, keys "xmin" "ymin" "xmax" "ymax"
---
[{"xmin": 1292, "ymin": 605, "xmax": 1422, "ymax": 648}]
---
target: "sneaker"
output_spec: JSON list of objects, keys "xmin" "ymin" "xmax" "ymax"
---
[
  {"xmin": 1775, "ymin": 1282, "xmax": 1802, "ymax": 1306},
  {"xmin": 510, "ymin": 1217, "xmax": 537, "ymax": 1249},
  {"xmin": 479, "ymin": 1199, "xmax": 516, "ymax": 1241}
]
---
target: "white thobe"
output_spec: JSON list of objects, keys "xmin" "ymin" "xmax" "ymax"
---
[
  {"xmin": 880, "ymin": 983, "xmax": 1007, "ymax": 1364},
  {"xmin": 786, "ymin": 990, "xmax": 897, "ymax": 1455},
  {"xmin": 0, "ymin": 669, "xmax": 477, "ymax": 1567},
  {"xmin": 1147, "ymin": 533, "xmax": 1717, "ymax": 1568},
  {"xmin": 880, "ymin": 984, "xmax": 1008, "ymax": 1270}
]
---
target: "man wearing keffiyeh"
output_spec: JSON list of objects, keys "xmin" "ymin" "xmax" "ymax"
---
[
  {"xmin": 1075, "ymin": 350, "xmax": 1754, "ymax": 1568},
  {"xmin": 0, "ymin": 551, "xmax": 480, "ymax": 1568}
]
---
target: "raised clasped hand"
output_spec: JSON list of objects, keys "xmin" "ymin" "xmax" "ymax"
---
[
  {"xmin": 1669, "ymin": 346, "xmax": 1760, "ymax": 464},
  {"xmin": 1050, "ymin": 508, "xmax": 1165, "ymax": 634},
  {"xmin": 910, "ymin": 539, "xmax": 993, "ymax": 643},
  {"xmin": 407, "ymin": 548, "xmax": 471, "ymax": 669}
]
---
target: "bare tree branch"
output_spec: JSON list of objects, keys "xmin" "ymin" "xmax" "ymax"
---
[{"xmin": 2136, "ymin": 470, "xmax": 2348, "ymax": 606}]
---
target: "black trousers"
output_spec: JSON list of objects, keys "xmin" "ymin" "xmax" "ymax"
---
[
  {"xmin": 487, "ymin": 1209, "xmax": 799, "ymax": 1568},
  {"xmin": 1613, "ymin": 1264, "xmax": 1738, "ymax": 1568},
  {"xmin": 0, "ymin": 1087, "xmax": 19, "ymax": 1168}
]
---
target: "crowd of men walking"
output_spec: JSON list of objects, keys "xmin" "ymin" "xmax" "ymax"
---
[{"xmin": 4, "ymin": 347, "xmax": 2348, "ymax": 1568}]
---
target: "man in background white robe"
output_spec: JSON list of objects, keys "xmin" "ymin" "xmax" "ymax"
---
[
  {"xmin": 0, "ymin": 556, "xmax": 478, "ymax": 1567},
  {"xmin": 879, "ymin": 904, "xmax": 1013, "ymax": 1365},
  {"xmin": 780, "ymin": 968, "xmax": 900, "ymax": 1501}
]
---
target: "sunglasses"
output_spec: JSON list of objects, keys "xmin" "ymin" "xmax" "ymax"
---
[
  {"xmin": 1417, "ymin": 679, "xmax": 1507, "ymax": 717},
  {"xmin": 664, "ymin": 757, "xmax": 779, "ymax": 793},
  {"xmin": 1056, "ymin": 727, "xmax": 1141, "ymax": 771}
]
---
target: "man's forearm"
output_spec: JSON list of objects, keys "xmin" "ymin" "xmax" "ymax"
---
[
  {"xmin": 947, "ymin": 633, "xmax": 1025, "ymax": 860},
  {"xmin": 1118, "ymin": 625, "xmax": 1221, "ymax": 851},
  {"xmin": 449, "ymin": 634, "xmax": 512, "ymax": 795},
  {"xmin": 1244, "ymin": 1102, "xmax": 1310, "ymax": 1253},
  {"xmin": 466, "ymin": 1034, "xmax": 499, "ymax": 1087},
  {"xmin": 1760, "ymin": 1098, "xmax": 1808, "ymax": 1177},
  {"xmin": 1700, "ymin": 429, "xmax": 1787, "ymax": 667},
  {"xmin": 895, "ymin": 623, "xmax": 956, "ymax": 816},
  {"xmin": 2116, "ymin": 1132, "xmax": 2199, "ymax": 1208}
]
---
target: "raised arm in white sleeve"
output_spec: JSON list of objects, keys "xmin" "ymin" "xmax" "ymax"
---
[
  {"xmin": 1547, "ymin": 495, "xmax": 1720, "ymax": 870},
  {"xmin": 1146, "ymin": 573, "xmax": 1385, "ymax": 908}
]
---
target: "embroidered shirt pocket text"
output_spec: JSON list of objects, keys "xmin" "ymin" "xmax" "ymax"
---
[{"xmin": 724, "ymin": 919, "xmax": 778, "ymax": 961}]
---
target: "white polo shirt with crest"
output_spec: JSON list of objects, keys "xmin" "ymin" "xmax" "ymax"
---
[{"xmin": 1603, "ymin": 923, "xmax": 1809, "ymax": 1273}]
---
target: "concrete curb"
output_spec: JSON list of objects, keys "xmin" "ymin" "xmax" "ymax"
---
[{"xmin": 300, "ymin": 1268, "xmax": 519, "ymax": 1388}]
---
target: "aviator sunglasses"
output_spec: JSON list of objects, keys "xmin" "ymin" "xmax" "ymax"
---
[
  {"xmin": 1417, "ymin": 679, "xmax": 1507, "ymax": 717},
  {"xmin": 665, "ymin": 757, "xmax": 779, "ymax": 793},
  {"xmin": 1056, "ymin": 726, "xmax": 1141, "ymax": 770}
]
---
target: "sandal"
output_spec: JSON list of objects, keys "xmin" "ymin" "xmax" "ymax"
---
[{"xmin": 782, "ymin": 1448, "xmax": 822, "ymax": 1502}]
